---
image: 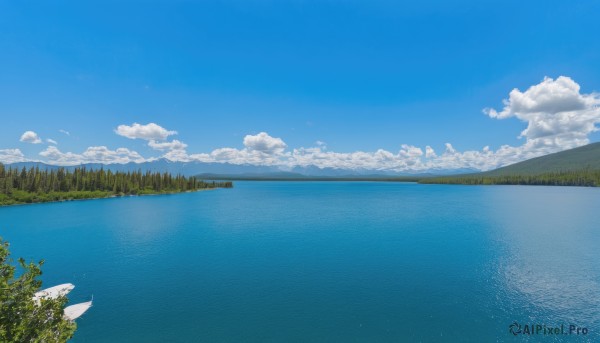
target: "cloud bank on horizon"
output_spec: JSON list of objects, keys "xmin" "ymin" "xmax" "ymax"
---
[{"xmin": 2, "ymin": 76, "xmax": 600, "ymax": 172}]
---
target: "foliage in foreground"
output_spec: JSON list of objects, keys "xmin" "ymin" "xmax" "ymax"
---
[
  {"xmin": 0, "ymin": 238, "xmax": 76, "ymax": 342},
  {"xmin": 0, "ymin": 163, "xmax": 233, "ymax": 205},
  {"xmin": 420, "ymin": 169, "xmax": 600, "ymax": 187}
]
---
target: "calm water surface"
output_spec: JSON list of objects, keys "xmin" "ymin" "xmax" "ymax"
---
[{"xmin": 1, "ymin": 182, "xmax": 599, "ymax": 342}]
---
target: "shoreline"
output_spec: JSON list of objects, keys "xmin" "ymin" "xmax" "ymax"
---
[
  {"xmin": 0, "ymin": 188, "xmax": 222, "ymax": 208},
  {"xmin": 199, "ymin": 177, "xmax": 421, "ymax": 182},
  {"xmin": 198, "ymin": 177, "xmax": 599, "ymax": 187}
]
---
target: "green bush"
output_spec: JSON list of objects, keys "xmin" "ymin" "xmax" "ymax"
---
[{"xmin": 0, "ymin": 238, "xmax": 76, "ymax": 342}]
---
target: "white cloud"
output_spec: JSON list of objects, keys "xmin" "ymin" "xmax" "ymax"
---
[
  {"xmin": 158, "ymin": 132, "xmax": 289, "ymax": 166},
  {"xmin": 243, "ymin": 132, "xmax": 287, "ymax": 154},
  {"xmin": 206, "ymin": 147, "xmax": 284, "ymax": 165},
  {"xmin": 20, "ymin": 131, "xmax": 42, "ymax": 144},
  {"xmin": 115, "ymin": 123, "xmax": 177, "ymax": 141},
  {"xmin": 202, "ymin": 132, "xmax": 288, "ymax": 165},
  {"xmin": 10, "ymin": 76, "xmax": 599, "ymax": 173},
  {"xmin": 148, "ymin": 139, "xmax": 188, "ymax": 151},
  {"xmin": 47, "ymin": 138, "xmax": 58, "ymax": 145},
  {"xmin": 39, "ymin": 146, "xmax": 82, "ymax": 165},
  {"xmin": 161, "ymin": 77, "xmax": 599, "ymax": 172},
  {"xmin": 163, "ymin": 148, "xmax": 194, "ymax": 162},
  {"xmin": 83, "ymin": 146, "xmax": 145, "ymax": 164},
  {"xmin": 425, "ymin": 146, "xmax": 437, "ymax": 158},
  {"xmin": 40, "ymin": 146, "xmax": 146, "ymax": 165},
  {"xmin": 399, "ymin": 144, "xmax": 423, "ymax": 158},
  {"xmin": 485, "ymin": 76, "xmax": 594, "ymax": 119},
  {"xmin": 0, "ymin": 149, "xmax": 26, "ymax": 164},
  {"xmin": 444, "ymin": 143, "xmax": 457, "ymax": 154},
  {"xmin": 285, "ymin": 147, "xmax": 425, "ymax": 171},
  {"xmin": 59, "ymin": 129, "xmax": 70, "ymax": 136},
  {"xmin": 484, "ymin": 76, "xmax": 600, "ymax": 151}
]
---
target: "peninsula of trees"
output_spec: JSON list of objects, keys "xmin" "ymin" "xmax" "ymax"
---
[{"xmin": 0, "ymin": 164, "xmax": 233, "ymax": 206}]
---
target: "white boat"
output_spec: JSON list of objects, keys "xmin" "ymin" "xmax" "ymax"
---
[
  {"xmin": 63, "ymin": 300, "xmax": 93, "ymax": 321},
  {"xmin": 33, "ymin": 283, "xmax": 92, "ymax": 320},
  {"xmin": 33, "ymin": 283, "xmax": 75, "ymax": 303}
]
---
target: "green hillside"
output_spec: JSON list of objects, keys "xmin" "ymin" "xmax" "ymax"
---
[
  {"xmin": 484, "ymin": 142, "xmax": 600, "ymax": 176},
  {"xmin": 421, "ymin": 142, "xmax": 600, "ymax": 187}
]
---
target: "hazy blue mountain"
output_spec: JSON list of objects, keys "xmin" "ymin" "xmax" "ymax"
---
[
  {"xmin": 4, "ymin": 158, "xmax": 478, "ymax": 177},
  {"xmin": 4, "ymin": 159, "xmax": 280, "ymax": 176}
]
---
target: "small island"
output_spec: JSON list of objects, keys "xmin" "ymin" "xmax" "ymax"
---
[{"xmin": 0, "ymin": 164, "xmax": 232, "ymax": 206}]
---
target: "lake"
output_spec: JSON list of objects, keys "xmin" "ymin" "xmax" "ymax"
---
[{"xmin": 1, "ymin": 181, "xmax": 599, "ymax": 342}]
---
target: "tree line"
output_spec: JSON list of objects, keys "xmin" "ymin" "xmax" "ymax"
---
[
  {"xmin": 0, "ymin": 164, "xmax": 233, "ymax": 205},
  {"xmin": 420, "ymin": 168, "xmax": 600, "ymax": 187}
]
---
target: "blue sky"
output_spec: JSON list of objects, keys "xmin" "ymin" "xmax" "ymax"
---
[{"xmin": 1, "ymin": 1, "xmax": 600, "ymax": 171}]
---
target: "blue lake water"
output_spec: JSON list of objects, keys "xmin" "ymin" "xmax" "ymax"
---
[{"xmin": 1, "ymin": 181, "xmax": 599, "ymax": 342}]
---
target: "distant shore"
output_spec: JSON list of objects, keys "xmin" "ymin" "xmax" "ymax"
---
[
  {"xmin": 420, "ymin": 170, "xmax": 600, "ymax": 187},
  {"xmin": 197, "ymin": 174, "xmax": 600, "ymax": 187},
  {"xmin": 198, "ymin": 176, "xmax": 422, "ymax": 182}
]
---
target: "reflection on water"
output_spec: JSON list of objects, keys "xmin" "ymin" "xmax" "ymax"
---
[{"xmin": 485, "ymin": 186, "xmax": 600, "ymax": 339}]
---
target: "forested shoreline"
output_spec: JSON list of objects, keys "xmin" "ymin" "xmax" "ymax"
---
[
  {"xmin": 0, "ymin": 164, "xmax": 232, "ymax": 206},
  {"xmin": 419, "ymin": 169, "xmax": 600, "ymax": 187}
]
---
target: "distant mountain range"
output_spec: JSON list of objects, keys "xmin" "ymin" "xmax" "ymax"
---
[
  {"xmin": 4, "ymin": 159, "xmax": 278, "ymax": 176},
  {"xmin": 7, "ymin": 142, "xmax": 598, "ymax": 179},
  {"xmin": 3, "ymin": 158, "xmax": 477, "ymax": 178}
]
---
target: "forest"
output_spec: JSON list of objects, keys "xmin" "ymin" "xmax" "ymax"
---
[
  {"xmin": 0, "ymin": 164, "xmax": 232, "ymax": 205},
  {"xmin": 420, "ymin": 169, "xmax": 600, "ymax": 187}
]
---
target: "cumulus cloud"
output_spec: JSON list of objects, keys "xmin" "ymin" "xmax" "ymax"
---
[
  {"xmin": 484, "ymin": 76, "xmax": 600, "ymax": 151},
  {"xmin": 243, "ymin": 132, "xmax": 287, "ymax": 154},
  {"xmin": 207, "ymin": 132, "xmax": 288, "ymax": 165},
  {"xmin": 47, "ymin": 138, "xmax": 58, "ymax": 145},
  {"xmin": 156, "ymin": 132, "xmax": 289, "ymax": 166},
  {"xmin": 444, "ymin": 143, "xmax": 457, "ymax": 154},
  {"xmin": 287, "ymin": 147, "xmax": 414, "ymax": 171},
  {"xmin": 39, "ymin": 146, "xmax": 84, "ymax": 165},
  {"xmin": 39, "ymin": 146, "xmax": 146, "ymax": 165},
  {"xmin": 485, "ymin": 77, "xmax": 593, "ymax": 119},
  {"xmin": 148, "ymin": 139, "xmax": 188, "ymax": 151},
  {"xmin": 0, "ymin": 149, "xmax": 26, "ymax": 164},
  {"xmin": 115, "ymin": 123, "xmax": 177, "ymax": 141},
  {"xmin": 399, "ymin": 144, "xmax": 423, "ymax": 158},
  {"xmin": 20, "ymin": 131, "xmax": 42, "ymax": 144},
  {"xmin": 425, "ymin": 146, "xmax": 437, "ymax": 158}
]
